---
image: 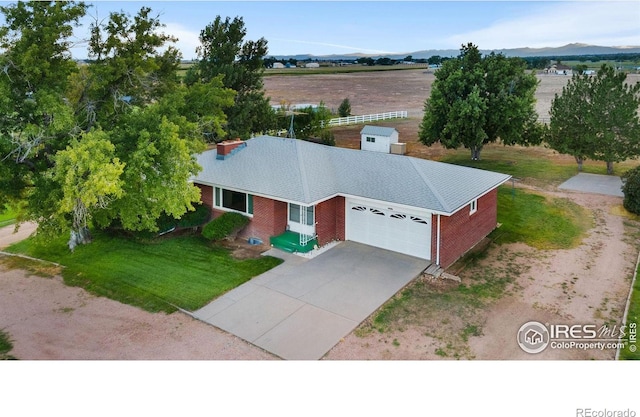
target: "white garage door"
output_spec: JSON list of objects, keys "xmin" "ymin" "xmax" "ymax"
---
[{"xmin": 346, "ymin": 200, "xmax": 431, "ymax": 260}]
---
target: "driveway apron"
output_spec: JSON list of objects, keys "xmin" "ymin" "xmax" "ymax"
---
[
  {"xmin": 558, "ymin": 173, "xmax": 623, "ymax": 197},
  {"xmin": 193, "ymin": 241, "xmax": 428, "ymax": 360}
]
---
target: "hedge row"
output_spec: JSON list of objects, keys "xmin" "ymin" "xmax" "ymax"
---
[{"xmin": 202, "ymin": 212, "xmax": 250, "ymax": 241}]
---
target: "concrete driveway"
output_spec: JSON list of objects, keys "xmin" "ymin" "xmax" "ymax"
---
[
  {"xmin": 193, "ymin": 241, "xmax": 428, "ymax": 360},
  {"xmin": 558, "ymin": 173, "xmax": 624, "ymax": 197}
]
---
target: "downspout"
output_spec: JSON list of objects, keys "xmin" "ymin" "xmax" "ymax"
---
[{"xmin": 436, "ymin": 214, "xmax": 441, "ymax": 266}]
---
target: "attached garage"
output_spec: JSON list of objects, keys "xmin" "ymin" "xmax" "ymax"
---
[{"xmin": 346, "ymin": 199, "xmax": 431, "ymax": 260}]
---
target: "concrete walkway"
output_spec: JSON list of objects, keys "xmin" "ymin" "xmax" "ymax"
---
[
  {"xmin": 193, "ymin": 241, "xmax": 428, "ymax": 360},
  {"xmin": 558, "ymin": 173, "xmax": 624, "ymax": 197},
  {"xmin": 0, "ymin": 222, "xmax": 37, "ymax": 250}
]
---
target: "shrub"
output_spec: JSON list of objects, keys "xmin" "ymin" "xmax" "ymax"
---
[
  {"xmin": 338, "ymin": 98, "xmax": 351, "ymax": 117},
  {"xmin": 622, "ymin": 166, "xmax": 640, "ymax": 215},
  {"xmin": 202, "ymin": 212, "xmax": 250, "ymax": 241},
  {"xmin": 177, "ymin": 203, "xmax": 210, "ymax": 228},
  {"xmin": 319, "ymin": 129, "xmax": 335, "ymax": 146}
]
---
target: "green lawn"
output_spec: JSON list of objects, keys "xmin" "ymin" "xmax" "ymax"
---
[
  {"xmin": 6, "ymin": 232, "xmax": 282, "ymax": 313},
  {"xmin": 439, "ymin": 145, "xmax": 637, "ymax": 186},
  {"xmin": 0, "ymin": 205, "xmax": 17, "ymax": 228},
  {"xmin": 0, "ymin": 329, "xmax": 16, "ymax": 360},
  {"xmin": 620, "ymin": 261, "xmax": 640, "ymax": 360},
  {"xmin": 494, "ymin": 186, "xmax": 593, "ymax": 249}
]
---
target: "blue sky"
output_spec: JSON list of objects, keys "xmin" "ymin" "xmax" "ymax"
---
[{"xmin": 7, "ymin": 1, "xmax": 640, "ymax": 58}]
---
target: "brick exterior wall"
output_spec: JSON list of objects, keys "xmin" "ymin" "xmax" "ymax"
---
[
  {"xmin": 436, "ymin": 189, "xmax": 498, "ymax": 268},
  {"xmin": 195, "ymin": 183, "xmax": 214, "ymax": 211},
  {"xmin": 195, "ymin": 180, "xmax": 496, "ymax": 264},
  {"xmin": 194, "ymin": 183, "xmax": 287, "ymax": 243},
  {"xmin": 240, "ymin": 196, "xmax": 287, "ymax": 242},
  {"xmin": 315, "ymin": 196, "xmax": 346, "ymax": 246}
]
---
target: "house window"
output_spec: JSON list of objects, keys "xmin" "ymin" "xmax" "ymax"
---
[
  {"xmin": 289, "ymin": 203, "xmax": 314, "ymax": 226},
  {"xmin": 215, "ymin": 187, "xmax": 253, "ymax": 215},
  {"xmin": 470, "ymin": 198, "xmax": 478, "ymax": 215},
  {"xmin": 366, "ymin": 136, "xmax": 376, "ymax": 143}
]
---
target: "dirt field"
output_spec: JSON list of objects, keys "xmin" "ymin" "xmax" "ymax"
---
[
  {"xmin": 264, "ymin": 70, "xmax": 640, "ymax": 154},
  {"xmin": 0, "ymin": 69, "xmax": 638, "ymax": 360}
]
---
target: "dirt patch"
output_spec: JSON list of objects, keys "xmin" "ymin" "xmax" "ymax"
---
[
  {"xmin": 325, "ymin": 191, "xmax": 637, "ymax": 359},
  {"xmin": 218, "ymin": 238, "xmax": 271, "ymax": 259},
  {"xmin": 0, "ymin": 265, "xmax": 276, "ymax": 359}
]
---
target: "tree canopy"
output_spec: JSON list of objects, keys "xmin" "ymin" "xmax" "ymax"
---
[
  {"xmin": 419, "ymin": 43, "xmax": 540, "ymax": 160},
  {"xmin": 0, "ymin": 2, "xmax": 235, "ymax": 249},
  {"xmin": 547, "ymin": 64, "xmax": 640, "ymax": 174},
  {"xmin": 186, "ymin": 15, "xmax": 275, "ymax": 140}
]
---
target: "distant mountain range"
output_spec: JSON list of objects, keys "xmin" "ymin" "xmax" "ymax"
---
[{"xmin": 270, "ymin": 43, "xmax": 640, "ymax": 61}]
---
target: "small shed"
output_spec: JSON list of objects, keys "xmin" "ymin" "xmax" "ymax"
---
[
  {"xmin": 360, "ymin": 125, "xmax": 399, "ymax": 153},
  {"xmin": 305, "ymin": 62, "xmax": 320, "ymax": 68}
]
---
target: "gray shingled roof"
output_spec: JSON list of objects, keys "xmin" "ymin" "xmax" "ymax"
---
[
  {"xmin": 194, "ymin": 136, "xmax": 511, "ymax": 215},
  {"xmin": 360, "ymin": 125, "xmax": 397, "ymax": 137}
]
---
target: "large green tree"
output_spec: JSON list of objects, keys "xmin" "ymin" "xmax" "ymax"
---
[
  {"xmin": 53, "ymin": 130, "xmax": 124, "ymax": 249},
  {"xmin": 81, "ymin": 6, "xmax": 181, "ymax": 129},
  {"xmin": 1, "ymin": 2, "xmax": 234, "ymax": 248},
  {"xmin": 0, "ymin": 1, "xmax": 87, "ymax": 219},
  {"xmin": 419, "ymin": 43, "xmax": 540, "ymax": 160},
  {"xmin": 187, "ymin": 15, "xmax": 275, "ymax": 140},
  {"xmin": 547, "ymin": 64, "xmax": 640, "ymax": 174}
]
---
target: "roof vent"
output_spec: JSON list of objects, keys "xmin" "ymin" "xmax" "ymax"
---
[{"xmin": 216, "ymin": 139, "xmax": 246, "ymax": 160}]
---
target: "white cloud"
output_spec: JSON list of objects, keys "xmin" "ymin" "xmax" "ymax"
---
[
  {"xmin": 163, "ymin": 22, "xmax": 201, "ymax": 60},
  {"xmin": 269, "ymin": 38, "xmax": 393, "ymax": 55},
  {"xmin": 447, "ymin": 2, "xmax": 640, "ymax": 49}
]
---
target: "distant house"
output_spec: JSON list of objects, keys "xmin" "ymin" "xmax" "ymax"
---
[
  {"xmin": 545, "ymin": 64, "xmax": 573, "ymax": 76},
  {"xmin": 272, "ymin": 62, "xmax": 285, "ymax": 69},
  {"xmin": 192, "ymin": 136, "xmax": 510, "ymax": 267},
  {"xmin": 360, "ymin": 125, "xmax": 399, "ymax": 153},
  {"xmin": 305, "ymin": 62, "xmax": 320, "ymax": 68}
]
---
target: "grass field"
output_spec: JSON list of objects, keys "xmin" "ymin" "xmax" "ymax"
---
[
  {"xmin": 494, "ymin": 186, "xmax": 593, "ymax": 249},
  {"xmin": 439, "ymin": 145, "xmax": 638, "ymax": 186},
  {"xmin": 0, "ymin": 329, "xmax": 16, "ymax": 360},
  {"xmin": 0, "ymin": 206, "xmax": 17, "ymax": 228},
  {"xmin": 6, "ymin": 232, "xmax": 282, "ymax": 313},
  {"xmin": 619, "ymin": 259, "xmax": 640, "ymax": 360}
]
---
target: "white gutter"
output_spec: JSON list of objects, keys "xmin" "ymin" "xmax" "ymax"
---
[{"xmin": 436, "ymin": 214, "xmax": 441, "ymax": 266}]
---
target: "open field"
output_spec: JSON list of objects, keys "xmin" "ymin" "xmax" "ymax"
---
[{"xmin": 264, "ymin": 68, "xmax": 640, "ymax": 125}]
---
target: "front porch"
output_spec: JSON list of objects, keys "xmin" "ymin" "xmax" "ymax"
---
[{"xmin": 269, "ymin": 231, "xmax": 318, "ymax": 254}]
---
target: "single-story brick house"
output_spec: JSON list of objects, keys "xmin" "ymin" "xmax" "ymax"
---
[{"xmin": 193, "ymin": 136, "xmax": 510, "ymax": 268}]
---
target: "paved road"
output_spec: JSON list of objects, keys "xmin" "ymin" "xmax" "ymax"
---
[{"xmin": 193, "ymin": 241, "xmax": 428, "ymax": 360}]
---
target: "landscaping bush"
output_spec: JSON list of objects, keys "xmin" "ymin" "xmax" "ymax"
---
[
  {"xmin": 622, "ymin": 166, "xmax": 640, "ymax": 215},
  {"xmin": 202, "ymin": 212, "xmax": 250, "ymax": 241},
  {"xmin": 319, "ymin": 129, "xmax": 335, "ymax": 146},
  {"xmin": 177, "ymin": 203, "xmax": 210, "ymax": 228}
]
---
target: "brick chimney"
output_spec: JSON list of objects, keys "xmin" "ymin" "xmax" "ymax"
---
[{"xmin": 216, "ymin": 139, "xmax": 246, "ymax": 160}]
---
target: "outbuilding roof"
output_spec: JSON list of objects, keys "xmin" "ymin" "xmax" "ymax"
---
[
  {"xmin": 194, "ymin": 136, "xmax": 511, "ymax": 215},
  {"xmin": 360, "ymin": 125, "xmax": 398, "ymax": 137}
]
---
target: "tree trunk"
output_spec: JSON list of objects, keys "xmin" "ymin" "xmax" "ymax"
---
[
  {"xmin": 68, "ymin": 199, "xmax": 92, "ymax": 251},
  {"xmin": 470, "ymin": 146, "xmax": 482, "ymax": 161},
  {"xmin": 606, "ymin": 161, "xmax": 614, "ymax": 175},
  {"xmin": 575, "ymin": 156, "xmax": 584, "ymax": 172}
]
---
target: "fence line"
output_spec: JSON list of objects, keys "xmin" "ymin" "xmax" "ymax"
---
[{"xmin": 325, "ymin": 110, "xmax": 408, "ymax": 127}]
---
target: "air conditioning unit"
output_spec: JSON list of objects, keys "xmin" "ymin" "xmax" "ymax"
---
[{"xmin": 390, "ymin": 142, "xmax": 406, "ymax": 155}]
